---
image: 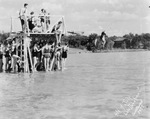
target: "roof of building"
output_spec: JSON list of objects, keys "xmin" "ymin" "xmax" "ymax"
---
[{"xmin": 114, "ymin": 37, "xmax": 126, "ymax": 42}]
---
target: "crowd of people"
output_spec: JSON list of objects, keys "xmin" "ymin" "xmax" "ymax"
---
[
  {"xmin": 0, "ymin": 40, "xmax": 22, "ymax": 73},
  {"xmin": 0, "ymin": 3, "xmax": 68, "ymax": 73},
  {"xmin": 0, "ymin": 38, "xmax": 69, "ymax": 73},
  {"xmin": 32, "ymin": 41, "xmax": 69, "ymax": 72},
  {"xmin": 19, "ymin": 3, "xmax": 63, "ymax": 44},
  {"xmin": 19, "ymin": 3, "xmax": 50, "ymax": 33}
]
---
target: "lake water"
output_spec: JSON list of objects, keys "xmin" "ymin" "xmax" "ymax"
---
[{"xmin": 0, "ymin": 51, "xmax": 150, "ymax": 119}]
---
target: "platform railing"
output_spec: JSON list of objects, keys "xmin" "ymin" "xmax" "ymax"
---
[{"xmin": 10, "ymin": 15, "xmax": 66, "ymax": 36}]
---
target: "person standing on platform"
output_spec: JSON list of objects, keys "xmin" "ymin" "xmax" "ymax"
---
[
  {"xmin": 46, "ymin": 12, "xmax": 51, "ymax": 32},
  {"xmin": 19, "ymin": 3, "xmax": 28, "ymax": 32},
  {"xmin": 40, "ymin": 9, "xmax": 46, "ymax": 32}
]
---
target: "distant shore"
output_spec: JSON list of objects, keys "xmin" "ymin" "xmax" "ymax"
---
[{"xmin": 69, "ymin": 48, "xmax": 149, "ymax": 54}]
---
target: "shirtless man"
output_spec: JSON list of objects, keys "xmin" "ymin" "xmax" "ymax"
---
[{"xmin": 19, "ymin": 3, "xmax": 28, "ymax": 32}]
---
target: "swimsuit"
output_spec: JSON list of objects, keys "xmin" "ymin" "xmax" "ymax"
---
[
  {"xmin": 32, "ymin": 48, "xmax": 37, "ymax": 57},
  {"xmin": 0, "ymin": 53, "xmax": 2, "ymax": 59},
  {"xmin": 62, "ymin": 51, "xmax": 67, "ymax": 58},
  {"xmin": 62, "ymin": 47, "xmax": 68, "ymax": 58},
  {"xmin": 43, "ymin": 48, "xmax": 50, "ymax": 58},
  {"xmin": 28, "ymin": 17, "xmax": 35, "ymax": 31},
  {"xmin": 11, "ymin": 47, "xmax": 16, "ymax": 56},
  {"xmin": 5, "ymin": 50, "xmax": 10, "ymax": 57}
]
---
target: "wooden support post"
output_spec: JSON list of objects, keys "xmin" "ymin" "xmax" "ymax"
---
[
  {"xmin": 27, "ymin": 43, "xmax": 33, "ymax": 72},
  {"xmin": 49, "ymin": 55, "xmax": 55, "ymax": 71}
]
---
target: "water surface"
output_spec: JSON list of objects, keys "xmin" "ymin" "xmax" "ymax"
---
[{"xmin": 0, "ymin": 51, "xmax": 150, "ymax": 119}]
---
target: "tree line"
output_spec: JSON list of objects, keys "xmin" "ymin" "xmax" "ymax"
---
[
  {"xmin": 62, "ymin": 33, "xmax": 150, "ymax": 51},
  {"xmin": 0, "ymin": 32, "xmax": 150, "ymax": 51}
]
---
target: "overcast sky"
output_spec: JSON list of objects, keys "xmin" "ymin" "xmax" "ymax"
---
[{"xmin": 0, "ymin": 0, "xmax": 150, "ymax": 36}]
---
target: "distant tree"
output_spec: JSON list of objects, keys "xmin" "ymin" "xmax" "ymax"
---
[
  {"xmin": 88, "ymin": 33, "xmax": 98, "ymax": 43},
  {"xmin": 123, "ymin": 33, "xmax": 134, "ymax": 40},
  {"xmin": 140, "ymin": 33, "xmax": 150, "ymax": 49},
  {"xmin": 108, "ymin": 36, "xmax": 117, "ymax": 41},
  {"xmin": 105, "ymin": 37, "xmax": 114, "ymax": 50},
  {"xmin": 86, "ymin": 33, "xmax": 98, "ymax": 51}
]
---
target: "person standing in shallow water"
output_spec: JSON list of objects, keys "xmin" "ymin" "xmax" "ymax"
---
[
  {"xmin": 32, "ymin": 44, "xmax": 41, "ymax": 71},
  {"xmin": 0, "ymin": 44, "xmax": 3, "ymax": 72},
  {"xmin": 54, "ymin": 43, "xmax": 62, "ymax": 70},
  {"xmin": 62, "ymin": 43, "xmax": 69, "ymax": 70},
  {"xmin": 4, "ymin": 44, "xmax": 11, "ymax": 71},
  {"xmin": 42, "ymin": 43, "xmax": 50, "ymax": 71}
]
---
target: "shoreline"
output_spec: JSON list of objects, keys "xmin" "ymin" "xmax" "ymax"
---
[{"xmin": 69, "ymin": 48, "xmax": 150, "ymax": 54}]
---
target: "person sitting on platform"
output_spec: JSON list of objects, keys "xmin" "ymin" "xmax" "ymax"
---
[
  {"xmin": 19, "ymin": 3, "xmax": 28, "ymax": 32},
  {"xmin": 51, "ymin": 21, "xmax": 63, "ymax": 44},
  {"xmin": 32, "ymin": 19, "xmax": 42, "ymax": 33}
]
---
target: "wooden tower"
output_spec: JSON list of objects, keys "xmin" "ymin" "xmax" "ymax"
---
[{"xmin": 10, "ymin": 14, "xmax": 66, "ymax": 72}]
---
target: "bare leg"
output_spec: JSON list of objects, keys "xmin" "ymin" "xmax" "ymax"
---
[
  {"xmin": 44, "ymin": 58, "xmax": 47, "ymax": 71},
  {"xmin": 63, "ymin": 58, "xmax": 66, "ymax": 69},
  {"xmin": 62, "ymin": 58, "xmax": 64, "ymax": 70},
  {"xmin": 57, "ymin": 60, "xmax": 60, "ymax": 70},
  {"xmin": 5, "ymin": 57, "xmax": 8, "ymax": 71},
  {"xmin": 33, "ymin": 57, "xmax": 37, "ymax": 71},
  {"xmin": 55, "ymin": 34, "xmax": 59, "ymax": 44},
  {"xmin": 41, "ymin": 22, "xmax": 45, "ymax": 32},
  {"xmin": 11, "ymin": 57, "xmax": 14, "ymax": 69},
  {"xmin": 46, "ymin": 58, "xmax": 50, "ymax": 71},
  {"xmin": 50, "ymin": 57, "xmax": 55, "ymax": 71},
  {"xmin": 46, "ymin": 23, "xmax": 50, "ymax": 32},
  {"xmin": 23, "ymin": 18, "xmax": 28, "ymax": 33},
  {"xmin": 48, "ymin": 57, "xmax": 51, "ymax": 70}
]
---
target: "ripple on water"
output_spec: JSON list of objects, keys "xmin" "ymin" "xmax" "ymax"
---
[{"xmin": 0, "ymin": 52, "xmax": 150, "ymax": 119}]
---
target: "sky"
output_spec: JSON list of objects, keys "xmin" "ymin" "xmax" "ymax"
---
[{"xmin": 0, "ymin": 0, "xmax": 150, "ymax": 36}]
